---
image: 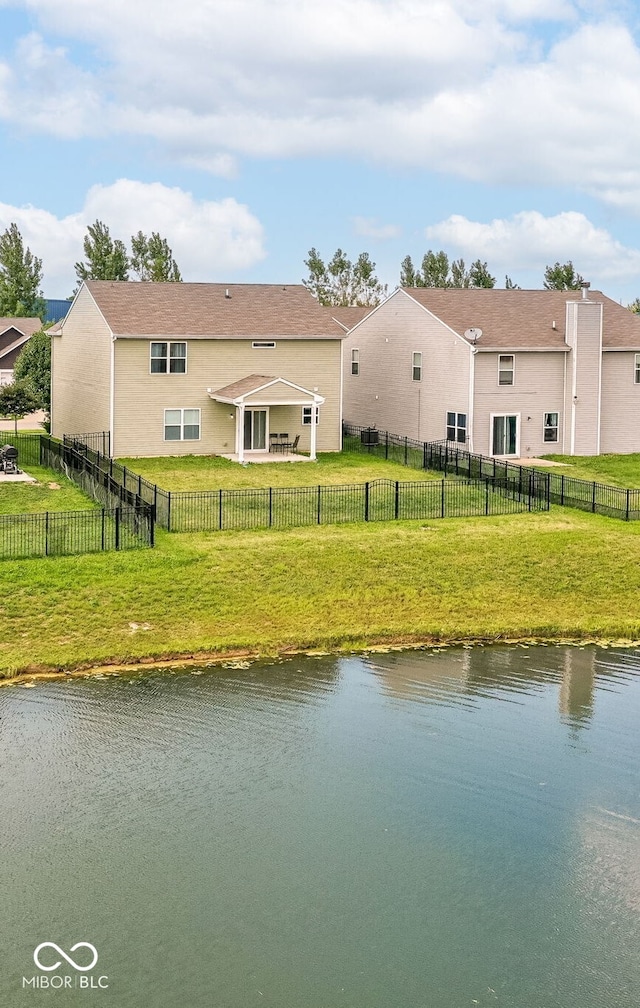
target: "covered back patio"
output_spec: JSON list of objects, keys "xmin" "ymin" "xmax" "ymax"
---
[{"xmin": 207, "ymin": 374, "xmax": 324, "ymax": 464}]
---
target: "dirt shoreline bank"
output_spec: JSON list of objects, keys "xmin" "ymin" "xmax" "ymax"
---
[{"xmin": 2, "ymin": 633, "xmax": 639, "ymax": 687}]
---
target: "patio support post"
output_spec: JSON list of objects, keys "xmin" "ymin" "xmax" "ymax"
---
[
  {"xmin": 238, "ymin": 403, "xmax": 245, "ymax": 464},
  {"xmin": 310, "ymin": 402, "xmax": 318, "ymax": 460}
]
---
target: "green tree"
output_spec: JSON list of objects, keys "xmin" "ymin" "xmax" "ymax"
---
[
  {"xmin": 505, "ymin": 275, "xmax": 521, "ymax": 289},
  {"xmin": 130, "ymin": 231, "xmax": 182, "ymax": 282},
  {"xmin": 627, "ymin": 298, "xmax": 640, "ymax": 314},
  {"xmin": 400, "ymin": 255, "xmax": 417, "ymax": 287},
  {"xmin": 303, "ymin": 248, "xmax": 387, "ymax": 306},
  {"xmin": 75, "ymin": 220, "xmax": 130, "ymax": 287},
  {"xmin": 0, "ymin": 380, "xmax": 40, "ymax": 434},
  {"xmin": 401, "ymin": 250, "xmax": 495, "ymax": 288},
  {"xmin": 13, "ymin": 328, "xmax": 51, "ymax": 410},
  {"xmin": 543, "ymin": 261, "xmax": 583, "ymax": 290},
  {"xmin": 468, "ymin": 260, "xmax": 496, "ymax": 288},
  {"xmin": 0, "ymin": 223, "xmax": 46, "ymax": 318}
]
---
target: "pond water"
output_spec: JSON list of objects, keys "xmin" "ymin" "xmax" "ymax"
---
[{"xmin": 0, "ymin": 645, "xmax": 639, "ymax": 1007}]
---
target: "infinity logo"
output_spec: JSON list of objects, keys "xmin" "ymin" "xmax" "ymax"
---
[{"xmin": 33, "ymin": 942, "xmax": 98, "ymax": 973}]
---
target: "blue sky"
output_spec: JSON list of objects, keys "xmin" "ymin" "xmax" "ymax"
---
[{"xmin": 2, "ymin": 0, "xmax": 640, "ymax": 301}]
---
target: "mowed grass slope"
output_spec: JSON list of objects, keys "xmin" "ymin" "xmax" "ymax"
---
[
  {"xmin": 117, "ymin": 450, "xmax": 442, "ymax": 491},
  {"xmin": 2, "ymin": 507, "xmax": 640, "ymax": 675}
]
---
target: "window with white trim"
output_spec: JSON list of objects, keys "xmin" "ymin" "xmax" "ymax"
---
[
  {"xmin": 412, "ymin": 351, "xmax": 422, "ymax": 381},
  {"xmin": 446, "ymin": 412, "xmax": 467, "ymax": 443},
  {"xmin": 635, "ymin": 354, "xmax": 640, "ymax": 384},
  {"xmin": 151, "ymin": 342, "xmax": 187, "ymax": 374},
  {"xmin": 498, "ymin": 354, "xmax": 514, "ymax": 385},
  {"xmin": 302, "ymin": 406, "xmax": 320, "ymax": 425},
  {"xmin": 252, "ymin": 341, "xmax": 276, "ymax": 349},
  {"xmin": 351, "ymin": 349, "xmax": 359, "ymax": 375},
  {"xmin": 543, "ymin": 412, "xmax": 559, "ymax": 443},
  {"xmin": 164, "ymin": 408, "xmax": 200, "ymax": 441}
]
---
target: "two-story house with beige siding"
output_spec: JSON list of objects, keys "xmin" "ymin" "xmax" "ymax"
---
[
  {"xmin": 343, "ymin": 285, "xmax": 640, "ymax": 457},
  {"xmin": 51, "ymin": 281, "xmax": 345, "ymax": 459}
]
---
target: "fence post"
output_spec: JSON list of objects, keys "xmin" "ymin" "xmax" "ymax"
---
[
  {"xmin": 45, "ymin": 511, "xmax": 49, "ymax": 556},
  {"xmin": 423, "ymin": 442, "xmax": 427, "ymax": 470},
  {"xmin": 167, "ymin": 492, "xmax": 172, "ymax": 533},
  {"xmin": 560, "ymin": 474, "xmax": 564, "ymax": 506},
  {"xmin": 626, "ymin": 488, "xmax": 630, "ymax": 521},
  {"xmin": 395, "ymin": 480, "xmax": 399, "ymax": 520},
  {"xmin": 115, "ymin": 507, "xmax": 120, "ymax": 550},
  {"xmin": 269, "ymin": 486, "xmax": 273, "ymax": 527},
  {"xmin": 528, "ymin": 472, "xmax": 533, "ymax": 511},
  {"xmin": 101, "ymin": 508, "xmax": 106, "ymax": 550},
  {"xmin": 365, "ymin": 482, "xmax": 370, "ymax": 521},
  {"xmin": 385, "ymin": 430, "xmax": 389, "ymax": 460},
  {"xmin": 404, "ymin": 437, "xmax": 408, "ymax": 466},
  {"xmin": 149, "ymin": 507, "xmax": 155, "ymax": 548},
  {"xmin": 592, "ymin": 481, "xmax": 596, "ymax": 513},
  {"xmin": 219, "ymin": 488, "xmax": 223, "ymax": 531},
  {"xmin": 317, "ymin": 485, "xmax": 321, "ymax": 524},
  {"xmin": 441, "ymin": 479, "xmax": 446, "ymax": 518},
  {"xmin": 485, "ymin": 479, "xmax": 489, "ymax": 515}
]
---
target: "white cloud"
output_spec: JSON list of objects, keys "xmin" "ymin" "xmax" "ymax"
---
[
  {"xmin": 0, "ymin": 180, "xmax": 266, "ymax": 296},
  {"xmin": 424, "ymin": 210, "xmax": 640, "ymax": 289},
  {"xmin": 352, "ymin": 217, "xmax": 402, "ymax": 240},
  {"xmin": 2, "ymin": 3, "xmax": 640, "ymax": 210}
]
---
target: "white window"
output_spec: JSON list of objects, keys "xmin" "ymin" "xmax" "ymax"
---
[
  {"xmin": 164, "ymin": 408, "xmax": 200, "ymax": 441},
  {"xmin": 635, "ymin": 354, "xmax": 640, "ymax": 384},
  {"xmin": 252, "ymin": 341, "xmax": 276, "ymax": 349},
  {"xmin": 151, "ymin": 342, "xmax": 187, "ymax": 374},
  {"xmin": 412, "ymin": 351, "xmax": 422, "ymax": 381},
  {"xmin": 446, "ymin": 412, "xmax": 467, "ymax": 443},
  {"xmin": 498, "ymin": 354, "xmax": 514, "ymax": 385},
  {"xmin": 543, "ymin": 412, "xmax": 559, "ymax": 443},
  {"xmin": 302, "ymin": 406, "xmax": 320, "ymax": 425},
  {"xmin": 351, "ymin": 349, "xmax": 359, "ymax": 376}
]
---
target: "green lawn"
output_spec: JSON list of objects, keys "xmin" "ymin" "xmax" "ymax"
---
[
  {"xmin": 2, "ymin": 507, "xmax": 640, "ymax": 676},
  {"xmin": 0, "ymin": 464, "xmax": 98, "ymax": 515},
  {"xmin": 117, "ymin": 450, "xmax": 443, "ymax": 491},
  {"xmin": 539, "ymin": 454, "xmax": 640, "ymax": 487}
]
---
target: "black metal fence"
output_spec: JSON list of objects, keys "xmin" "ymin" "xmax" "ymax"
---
[
  {"xmin": 1, "ymin": 433, "xmax": 154, "ymax": 560},
  {"xmin": 8, "ymin": 432, "xmax": 41, "ymax": 468},
  {"xmin": 63, "ymin": 430, "xmax": 111, "ymax": 456},
  {"xmin": 162, "ymin": 476, "xmax": 547, "ymax": 532},
  {"xmin": 0, "ymin": 506, "xmax": 154, "ymax": 560},
  {"xmin": 343, "ymin": 423, "xmax": 640, "ymax": 521}
]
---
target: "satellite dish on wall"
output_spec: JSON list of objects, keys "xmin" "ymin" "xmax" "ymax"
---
[{"xmin": 464, "ymin": 327, "xmax": 483, "ymax": 343}]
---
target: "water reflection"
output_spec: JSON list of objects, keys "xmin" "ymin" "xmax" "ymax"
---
[
  {"xmin": 364, "ymin": 644, "xmax": 627, "ymax": 729},
  {"xmin": 0, "ymin": 646, "xmax": 638, "ymax": 1008}
]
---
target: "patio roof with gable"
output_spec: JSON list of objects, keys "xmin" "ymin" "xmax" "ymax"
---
[{"xmin": 206, "ymin": 374, "xmax": 324, "ymax": 461}]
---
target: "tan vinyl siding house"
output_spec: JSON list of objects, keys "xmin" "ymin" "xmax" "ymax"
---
[
  {"xmin": 343, "ymin": 286, "xmax": 640, "ymax": 457},
  {"xmin": 51, "ymin": 282, "xmax": 345, "ymax": 459}
]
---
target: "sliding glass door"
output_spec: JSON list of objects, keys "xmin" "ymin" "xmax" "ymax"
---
[
  {"xmin": 243, "ymin": 409, "xmax": 267, "ymax": 451},
  {"xmin": 492, "ymin": 414, "xmax": 518, "ymax": 456}
]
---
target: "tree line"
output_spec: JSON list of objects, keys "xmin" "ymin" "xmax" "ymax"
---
[{"xmin": 303, "ymin": 248, "xmax": 592, "ymax": 306}]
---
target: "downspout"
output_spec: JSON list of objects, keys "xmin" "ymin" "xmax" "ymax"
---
[
  {"xmin": 468, "ymin": 346, "xmax": 476, "ymax": 454},
  {"xmin": 110, "ymin": 335, "xmax": 116, "ymax": 458}
]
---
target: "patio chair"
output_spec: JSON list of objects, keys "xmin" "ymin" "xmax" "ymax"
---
[
  {"xmin": 269, "ymin": 433, "xmax": 279, "ymax": 452},
  {"xmin": 290, "ymin": 435, "xmax": 300, "ymax": 452}
]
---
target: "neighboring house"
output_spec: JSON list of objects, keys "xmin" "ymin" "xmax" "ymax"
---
[
  {"xmin": 343, "ymin": 285, "xmax": 640, "ymax": 457},
  {"xmin": 0, "ymin": 317, "xmax": 43, "ymax": 387},
  {"xmin": 51, "ymin": 281, "xmax": 346, "ymax": 459}
]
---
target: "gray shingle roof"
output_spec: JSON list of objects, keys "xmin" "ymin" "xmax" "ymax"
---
[
  {"xmin": 84, "ymin": 281, "xmax": 346, "ymax": 339},
  {"xmin": 401, "ymin": 288, "xmax": 640, "ymax": 349}
]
